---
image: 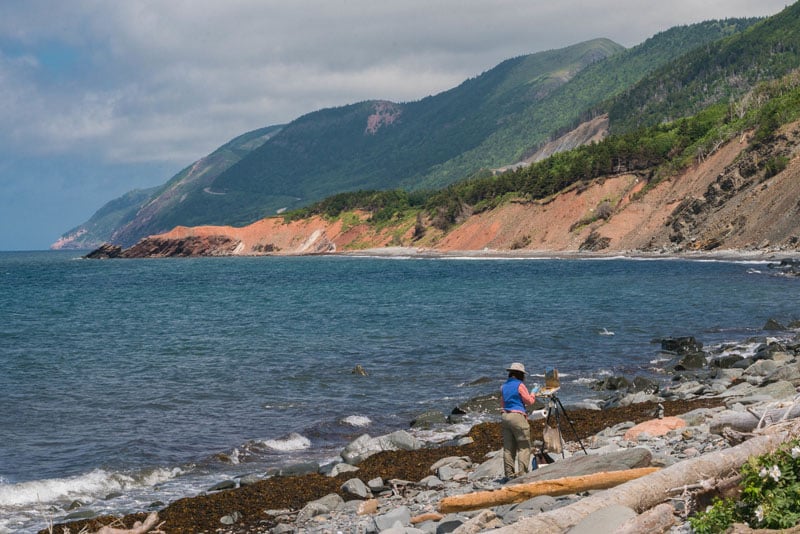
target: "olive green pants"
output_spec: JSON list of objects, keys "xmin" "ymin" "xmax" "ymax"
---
[{"xmin": 501, "ymin": 411, "xmax": 532, "ymax": 477}]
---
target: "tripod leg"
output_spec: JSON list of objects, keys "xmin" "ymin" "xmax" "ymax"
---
[{"xmin": 555, "ymin": 395, "xmax": 588, "ymax": 455}]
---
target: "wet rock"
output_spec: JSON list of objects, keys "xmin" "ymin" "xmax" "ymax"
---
[
  {"xmin": 278, "ymin": 461, "xmax": 319, "ymax": 477},
  {"xmin": 412, "ymin": 410, "xmax": 447, "ymax": 429},
  {"xmin": 455, "ymin": 393, "xmax": 501, "ymax": 414},
  {"xmin": 712, "ymin": 354, "xmax": 745, "ymax": 368},
  {"xmin": 764, "ymin": 318, "xmax": 787, "ymax": 331},
  {"xmin": 83, "ymin": 243, "xmax": 123, "ymax": 259},
  {"xmin": 661, "ymin": 336, "xmax": 703, "ymax": 354},
  {"xmin": 208, "ymin": 479, "xmax": 237, "ymax": 492}
]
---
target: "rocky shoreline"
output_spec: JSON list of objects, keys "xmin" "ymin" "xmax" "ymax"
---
[{"xmin": 43, "ymin": 328, "xmax": 800, "ymax": 534}]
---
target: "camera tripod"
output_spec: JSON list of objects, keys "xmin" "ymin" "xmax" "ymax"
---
[{"xmin": 541, "ymin": 391, "xmax": 587, "ymax": 457}]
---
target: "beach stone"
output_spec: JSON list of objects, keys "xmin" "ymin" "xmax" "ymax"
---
[
  {"xmin": 672, "ymin": 351, "xmax": 707, "ymax": 370},
  {"xmin": 328, "ymin": 462, "xmax": 360, "ymax": 477},
  {"xmin": 758, "ymin": 380, "xmax": 797, "ymax": 400},
  {"xmin": 278, "ymin": 461, "xmax": 319, "ymax": 477},
  {"xmin": 357, "ymin": 499, "xmax": 379, "ymax": 515},
  {"xmin": 436, "ymin": 466, "xmax": 465, "ymax": 481},
  {"xmin": 219, "ymin": 511, "xmax": 242, "ymax": 525},
  {"xmin": 341, "ymin": 477, "xmax": 371, "ymax": 499},
  {"xmin": 763, "ymin": 362, "xmax": 800, "ymax": 385},
  {"xmin": 495, "ymin": 496, "xmax": 559, "ymax": 523},
  {"xmin": 743, "ymin": 359, "xmax": 779, "ymax": 377},
  {"xmin": 271, "ymin": 524, "xmax": 294, "ymax": 534},
  {"xmin": 455, "ymin": 393, "xmax": 501, "ymax": 414},
  {"xmin": 237, "ymin": 474, "xmax": 262, "ymax": 486},
  {"xmin": 374, "ymin": 505, "xmax": 412, "ymax": 531},
  {"xmin": 451, "ymin": 509, "xmax": 502, "ymax": 533},
  {"xmin": 661, "ymin": 336, "xmax": 703, "ymax": 354},
  {"xmin": 566, "ymin": 504, "xmax": 636, "ymax": 534},
  {"xmin": 623, "ymin": 417, "xmax": 686, "ymax": 441},
  {"xmin": 419, "ymin": 475, "xmax": 444, "ymax": 488},
  {"xmin": 619, "ymin": 392, "xmax": 663, "ymax": 406},
  {"xmin": 367, "ymin": 477, "xmax": 386, "ymax": 492},
  {"xmin": 64, "ymin": 510, "xmax": 97, "ymax": 521},
  {"xmin": 431, "ymin": 456, "xmax": 472, "ymax": 472},
  {"xmin": 712, "ymin": 354, "xmax": 745, "ymax": 368},
  {"xmin": 467, "ymin": 454, "xmax": 503, "ymax": 481},
  {"xmin": 295, "ymin": 493, "xmax": 344, "ymax": 524},
  {"xmin": 341, "ymin": 431, "xmax": 420, "ymax": 465},
  {"xmin": 709, "ymin": 410, "xmax": 759, "ymax": 434},
  {"xmin": 764, "ymin": 318, "xmax": 787, "ymax": 331},
  {"xmin": 436, "ymin": 515, "xmax": 466, "ymax": 534},
  {"xmin": 341, "ymin": 434, "xmax": 377, "ymax": 464}
]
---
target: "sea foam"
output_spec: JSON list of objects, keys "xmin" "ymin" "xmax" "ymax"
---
[
  {"xmin": 0, "ymin": 467, "xmax": 180, "ymax": 508},
  {"xmin": 261, "ymin": 432, "xmax": 311, "ymax": 452},
  {"xmin": 340, "ymin": 415, "xmax": 372, "ymax": 427}
]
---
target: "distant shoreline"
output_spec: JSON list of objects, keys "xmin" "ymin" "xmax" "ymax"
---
[{"xmin": 338, "ymin": 246, "xmax": 800, "ymax": 262}]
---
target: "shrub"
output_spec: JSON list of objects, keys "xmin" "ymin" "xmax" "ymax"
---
[{"xmin": 689, "ymin": 439, "xmax": 800, "ymax": 533}]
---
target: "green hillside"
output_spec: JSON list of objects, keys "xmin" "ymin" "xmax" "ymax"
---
[
  {"xmin": 414, "ymin": 18, "xmax": 759, "ymax": 189},
  {"xmin": 608, "ymin": 3, "xmax": 800, "ymax": 132},
  {"xmin": 167, "ymin": 39, "xmax": 626, "ymax": 226}
]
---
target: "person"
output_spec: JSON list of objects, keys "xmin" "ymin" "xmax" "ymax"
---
[{"xmin": 500, "ymin": 362, "xmax": 537, "ymax": 479}]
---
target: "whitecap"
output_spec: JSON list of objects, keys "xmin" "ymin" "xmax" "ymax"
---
[
  {"xmin": 260, "ymin": 432, "xmax": 311, "ymax": 452},
  {"xmin": 0, "ymin": 467, "xmax": 180, "ymax": 508},
  {"xmin": 340, "ymin": 415, "xmax": 371, "ymax": 427}
]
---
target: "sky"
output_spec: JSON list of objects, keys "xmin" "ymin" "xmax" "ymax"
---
[{"xmin": 0, "ymin": 0, "xmax": 791, "ymax": 250}]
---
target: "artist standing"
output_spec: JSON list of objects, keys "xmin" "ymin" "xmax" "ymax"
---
[{"xmin": 500, "ymin": 362, "xmax": 537, "ymax": 479}]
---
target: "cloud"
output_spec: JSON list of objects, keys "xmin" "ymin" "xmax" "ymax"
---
[{"xmin": 0, "ymin": 0, "xmax": 790, "ymax": 168}]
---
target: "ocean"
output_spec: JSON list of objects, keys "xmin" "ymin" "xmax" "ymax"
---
[{"xmin": 1, "ymin": 250, "xmax": 798, "ymax": 532}]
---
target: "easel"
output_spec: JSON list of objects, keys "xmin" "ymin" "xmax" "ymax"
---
[
  {"xmin": 538, "ymin": 368, "xmax": 587, "ymax": 458},
  {"xmin": 541, "ymin": 389, "xmax": 587, "ymax": 457}
]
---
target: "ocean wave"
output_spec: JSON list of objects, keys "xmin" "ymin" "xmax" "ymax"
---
[
  {"xmin": 260, "ymin": 432, "xmax": 311, "ymax": 452},
  {"xmin": 0, "ymin": 467, "xmax": 181, "ymax": 508},
  {"xmin": 340, "ymin": 415, "xmax": 371, "ymax": 427}
]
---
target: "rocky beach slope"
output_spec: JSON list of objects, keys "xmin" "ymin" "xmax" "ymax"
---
[{"xmin": 45, "ymin": 330, "xmax": 800, "ymax": 534}]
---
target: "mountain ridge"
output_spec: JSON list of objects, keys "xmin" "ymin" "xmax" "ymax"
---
[{"xmin": 56, "ymin": 13, "xmax": 776, "ymax": 250}]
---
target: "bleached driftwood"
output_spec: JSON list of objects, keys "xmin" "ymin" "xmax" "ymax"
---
[
  {"xmin": 437, "ymin": 467, "xmax": 660, "ymax": 513},
  {"xmin": 93, "ymin": 512, "xmax": 162, "ymax": 534},
  {"xmin": 491, "ymin": 425, "xmax": 800, "ymax": 534},
  {"xmin": 615, "ymin": 502, "xmax": 676, "ymax": 534}
]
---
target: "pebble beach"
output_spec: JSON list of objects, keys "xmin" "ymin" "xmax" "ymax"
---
[{"xmin": 44, "ymin": 329, "xmax": 800, "ymax": 534}]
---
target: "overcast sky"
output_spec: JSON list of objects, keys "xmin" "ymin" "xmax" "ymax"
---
[{"xmin": 0, "ymin": 0, "xmax": 790, "ymax": 250}]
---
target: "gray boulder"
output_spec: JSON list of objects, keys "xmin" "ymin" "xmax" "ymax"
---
[
  {"xmin": 341, "ymin": 477, "xmax": 371, "ymax": 499},
  {"xmin": 295, "ymin": 493, "xmax": 344, "ymax": 524},
  {"xmin": 511, "ymin": 447, "xmax": 652, "ymax": 484},
  {"xmin": 374, "ymin": 505, "xmax": 412, "ymax": 531}
]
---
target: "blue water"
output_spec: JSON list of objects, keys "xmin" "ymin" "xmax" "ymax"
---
[{"xmin": 1, "ymin": 251, "xmax": 798, "ymax": 532}]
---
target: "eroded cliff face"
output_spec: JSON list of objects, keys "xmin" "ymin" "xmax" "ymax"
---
[{"xmin": 96, "ymin": 120, "xmax": 800, "ymax": 259}]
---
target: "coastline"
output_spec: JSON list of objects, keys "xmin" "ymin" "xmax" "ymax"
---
[
  {"xmin": 44, "ymin": 326, "xmax": 800, "ymax": 534},
  {"xmin": 338, "ymin": 245, "xmax": 800, "ymax": 262}
]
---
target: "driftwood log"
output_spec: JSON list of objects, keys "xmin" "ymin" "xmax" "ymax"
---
[
  {"xmin": 491, "ymin": 425, "xmax": 800, "ymax": 534},
  {"xmin": 93, "ymin": 512, "xmax": 162, "ymax": 534},
  {"xmin": 616, "ymin": 502, "xmax": 676, "ymax": 534},
  {"xmin": 438, "ymin": 467, "xmax": 660, "ymax": 513}
]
